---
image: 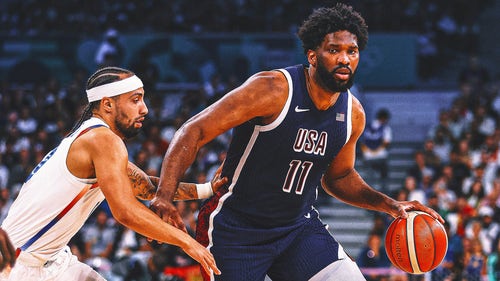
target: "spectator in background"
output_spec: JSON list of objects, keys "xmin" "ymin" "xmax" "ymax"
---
[
  {"xmin": 448, "ymin": 147, "xmax": 472, "ymax": 196},
  {"xmin": 203, "ymin": 73, "xmax": 227, "ymax": 105},
  {"xmin": 462, "ymin": 163, "xmax": 487, "ymax": 197},
  {"xmin": 426, "ymin": 192, "xmax": 443, "ymax": 215},
  {"xmin": 95, "ymin": 28, "xmax": 125, "ymax": 68},
  {"xmin": 431, "ymin": 127, "xmax": 453, "ymax": 165},
  {"xmin": 428, "ymin": 109, "xmax": 456, "ymax": 147},
  {"xmin": 476, "ymin": 206, "xmax": 499, "ymax": 254},
  {"xmin": 470, "ymin": 104, "xmax": 496, "ymax": 145},
  {"xmin": 141, "ymin": 123, "xmax": 168, "ymax": 176},
  {"xmin": 422, "ymin": 139, "xmax": 442, "ymax": 176},
  {"xmin": 407, "ymin": 150, "xmax": 432, "ymax": 185},
  {"xmin": 458, "ymin": 54, "xmax": 491, "ymax": 94},
  {"xmin": 361, "ymin": 108, "xmax": 392, "ymax": 192},
  {"xmin": 465, "ymin": 180, "xmax": 486, "ymax": 209},
  {"xmin": 446, "ymin": 195, "xmax": 475, "ymax": 237},
  {"xmin": 129, "ymin": 49, "xmax": 160, "ymax": 94},
  {"xmin": 431, "ymin": 220, "xmax": 463, "ymax": 281},
  {"xmin": 448, "ymin": 102, "xmax": 469, "ymax": 140},
  {"xmin": 0, "ymin": 155, "xmax": 9, "ymax": 190},
  {"xmin": 7, "ymin": 148, "xmax": 33, "ymax": 190},
  {"xmin": 454, "ymin": 138, "xmax": 474, "ymax": 170},
  {"xmin": 16, "ymin": 106, "xmax": 37, "ymax": 136},
  {"xmin": 356, "ymin": 232, "xmax": 391, "ymax": 281},
  {"xmin": 402, "ymin": 175, "xmax": 427, "ymax": 205},
  {"xmin": 110, "ymin": 244, "xmax": 170, "ymax": 281},
  {"xmin": 83, "ymin": 209, "xmax": 118, "ymax": 264},
  {"xmin": 487, "ymin": 238, "xmax": 500, "ymax": 281},
  {"xmin": 462, "ymin": 238, "xmax": 487, "ymax": 281}
]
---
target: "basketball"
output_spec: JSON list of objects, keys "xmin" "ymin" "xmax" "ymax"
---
[{"xmin": 384, "ymin": 211, "xmax": 448, "ymax": 274}]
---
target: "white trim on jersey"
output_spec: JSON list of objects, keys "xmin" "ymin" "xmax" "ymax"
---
[
  {"xmin": 258, "ymin": 68, "xmax": 293, "ymax": 132},
  {"xmin": 345, "ymin": 90, "xmax": 353, "ymax": 145}
]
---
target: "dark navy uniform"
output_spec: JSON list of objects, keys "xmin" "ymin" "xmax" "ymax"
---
[{"xmin": 196, "ymin": 64, "xmax": 355, "ymax": 281}]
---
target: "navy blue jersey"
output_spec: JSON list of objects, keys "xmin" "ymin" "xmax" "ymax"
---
[{"xmin": 218, "ymin": 64, "xmax": 353, "ymax": 227}]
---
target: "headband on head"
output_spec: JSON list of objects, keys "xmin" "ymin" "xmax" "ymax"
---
[{"xmin": 86, "ymin": 75, "xmax": 144, "ymax": 102}]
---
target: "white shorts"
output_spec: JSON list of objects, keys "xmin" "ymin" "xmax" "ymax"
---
[
  {"xmin": 0, "ymin": 246, "xmax": 105, "ymax": 281},
  {"xmin": 309, "ymin": 256, "xmax": 366, "ymax": 281}
]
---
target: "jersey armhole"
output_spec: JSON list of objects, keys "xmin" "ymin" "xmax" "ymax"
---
[
  {"xmin": 345, "ymin": 90, "xmax": 353, "ymax": 145},
  {"xmin": 258, "ymin": 69, "xmax": 293, "ymax": 132}
]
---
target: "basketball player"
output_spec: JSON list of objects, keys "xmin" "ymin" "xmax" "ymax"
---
[
  {"xmin": 0, "ymin": 67, "xmax": 221, "ymax": 280},
  {"xmin": 151, "ymin": 4, "xmax": 443, "ymax": 281}
]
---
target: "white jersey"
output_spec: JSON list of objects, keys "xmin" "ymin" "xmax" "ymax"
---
[{"xmin": 1, "ymin": 117, "xmax": 107, "ymax": 263}]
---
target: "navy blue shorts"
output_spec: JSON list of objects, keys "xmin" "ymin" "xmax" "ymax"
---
[{"xmin": 197, "ymin": 198, "xmax": 343, "ymax": 281}]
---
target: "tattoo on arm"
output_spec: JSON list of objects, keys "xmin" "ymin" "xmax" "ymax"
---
[
  {"xmin": 127, "ymin": 165, "xmax": 156, "ymax": 200},
  {"xmin": 127, "ymin": 162, "xmax": 202, "ymax": 201},
  {"xmin": 173, "ymin": 183, "xmax": 198, "ymax": 201}
]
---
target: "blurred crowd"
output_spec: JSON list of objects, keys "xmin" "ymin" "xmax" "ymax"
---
[
  {"xmin": 0, "ymin": 0, "xmax": 495, "ymax": 80},
  {"xmin": 0, "ymin": 0, "xmax": 491, "ymax": 35}
]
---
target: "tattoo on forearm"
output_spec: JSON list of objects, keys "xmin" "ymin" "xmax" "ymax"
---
[
  {"xmin": 128, "ymin": 166, "xmax": 156, "ymax": 200},
  {"xmin": 127, "ymin": 163, "xmax": 200, "ymax": 201},
  {"xmin": 174, "ymin": 183, "xmax": 198, "ymax": 201}
]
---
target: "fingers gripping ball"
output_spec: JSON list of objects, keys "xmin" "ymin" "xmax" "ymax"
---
[{"xmin": 385, "ymin": 211, "xmax": 448, "ymax": 274}]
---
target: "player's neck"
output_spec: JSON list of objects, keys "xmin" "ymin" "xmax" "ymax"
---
[{"xmin": 305, "ymin": 67, "xmax": 340, "ymax": 111}]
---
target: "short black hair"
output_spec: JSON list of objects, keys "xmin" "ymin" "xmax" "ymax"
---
[
  {"xmin": 376, "ymin": 108, "xmax": 391, "ymax": 120},
  {"xmin": 297, "ymin": 3, "xmax": 368, "ymax": 54}
]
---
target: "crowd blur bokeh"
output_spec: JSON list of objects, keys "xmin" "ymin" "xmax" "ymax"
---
[{"xmin": 0, "ymin": 1, "xmax": 498, "ymax": 280}]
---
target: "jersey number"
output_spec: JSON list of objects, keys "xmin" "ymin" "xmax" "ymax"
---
[{"xmin": 282, "ymin": 160, "xmax": 313, "ymax": 195}]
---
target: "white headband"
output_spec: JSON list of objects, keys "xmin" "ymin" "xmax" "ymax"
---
[{"xmin": 86, "ymin": 75, "xmax": 144, "ymax": 102}]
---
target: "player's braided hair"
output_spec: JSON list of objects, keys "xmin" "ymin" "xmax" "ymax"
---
[
  {"xmin": 67, "ymin": 66, "xmax": 134, "ymax": 135},
  {"xmin": 297, "ymin": 3, "xmax": 368, "ymax": 54}
]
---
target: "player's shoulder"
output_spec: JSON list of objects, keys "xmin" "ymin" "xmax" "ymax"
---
[
  {"xmin": 246, "ymin": 70, "xmax": 289, "ymax": 92},
  {"xmin": 78, "ymin": 125, "xmax": 123, "ymax": 150},
  {"xmin": 349, "ymin": 92, "xmax": 365, "ymax": 119},
  {"xmin": 347, "ymin": 91, "xmax": 366, "ymax": 137}
]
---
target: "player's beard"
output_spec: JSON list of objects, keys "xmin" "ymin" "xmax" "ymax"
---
[
  {"xmin": 316, "ymin": 56, "xmax": 355, "ymax": 92},
  {"xmin": 115, "ymin": 112, "xmax": 142, "ymax": 139}
]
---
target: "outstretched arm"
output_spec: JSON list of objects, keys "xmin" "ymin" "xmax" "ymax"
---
[
  {"xmin": 90, "ymin": 129, "xmax": 220, "ymax": 275},
  {"xmin": 128, "ymin": 162, "xmax": 227, "ymax": 201},
  {"xmin": 151, "ymin": 71, "xmax": 288, "ymax": 230},
  {"xmin": 322, "ymin": 97, "xmax": 443, "ymax": 223}
]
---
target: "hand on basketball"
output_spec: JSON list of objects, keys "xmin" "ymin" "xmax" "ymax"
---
[
  {"xmin": 0, "ymin": 228, "xmax": 16, "ymax": 271},
  {"xmin": 149, "ymin": 197, "xmax": 187, "ymax": 233},
  {"xmin": 390, "ymin": 200, "xmax": 444, "ymax": 224}
]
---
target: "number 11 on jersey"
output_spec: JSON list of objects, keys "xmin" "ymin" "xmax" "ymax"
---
[{"xmin": 282, "ymin": 160, "xmax": 313, "ymax": 195}]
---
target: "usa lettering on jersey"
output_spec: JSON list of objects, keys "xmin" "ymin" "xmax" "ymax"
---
[{"xmin": 293, "ymin": 128, "xmax": 327, "ymax": 156}]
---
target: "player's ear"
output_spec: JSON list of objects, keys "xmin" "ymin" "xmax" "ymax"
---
[
  {"xmin": 307, "ymin": 50, "xmax": 316, "ymax": 67},
  {"xmin": 100, "ymin": 97, "xmax": 114, "ymax": 112}
]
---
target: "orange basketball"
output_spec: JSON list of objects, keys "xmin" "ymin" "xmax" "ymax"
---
[{"xmin": 385, "ymin": 211, "xmax": 448, "ymax": 274}]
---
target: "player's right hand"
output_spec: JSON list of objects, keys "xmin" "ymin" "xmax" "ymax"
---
[
  {"xmin": 0, "ymin": 228, "xmax": 16, "ymax": 270},
  {"xmin": 149, "ymin": 197, "xmax": 187, "ymax": 232}
]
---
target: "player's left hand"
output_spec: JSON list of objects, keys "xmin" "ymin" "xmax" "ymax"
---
[
  {"xmin": 210, "ymin": 162, "xmax": 228, "ymax": 194},
  {"xmin": 389, "ymin": 200, "xmax": 444, "ymax": 224}
]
